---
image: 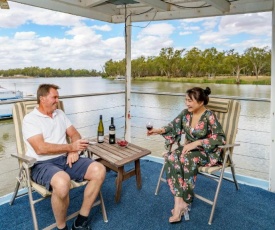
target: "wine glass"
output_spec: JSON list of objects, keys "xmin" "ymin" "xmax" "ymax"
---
[
  {"xmin": 146, "ymin": 121, "xmax": 154, "ymax": 131},
  {"xmin": 146, "ymin": 121, "xmax": 154, "ymax": 139}
]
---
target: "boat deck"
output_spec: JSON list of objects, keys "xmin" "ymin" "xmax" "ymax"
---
[{"xmin": 0, "ymin": 159, "xmax": 274, "ymax": 230}]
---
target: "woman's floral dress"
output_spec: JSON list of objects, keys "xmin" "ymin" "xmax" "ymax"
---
[{"xmin": 162, "ymin": 109, "xmax": 226, "ymax": 204}]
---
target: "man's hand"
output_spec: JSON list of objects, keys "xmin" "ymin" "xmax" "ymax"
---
[
  {"xmin": 71, "ymin": 139, "xmax": 89, "ymax": 152},
  {"xmin": 67, "ymin": 139, "xmax": 88, "ymax": 168},
  {"xmin": 67, "ymin": 152, "xmax": 80, "ymax": 168}
]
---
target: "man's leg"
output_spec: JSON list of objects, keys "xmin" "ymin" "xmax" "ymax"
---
[
  {"xmin": 79, "ymin": 161, "xmax": 106, "ymax": 216},
  {"xmin": 50, "ymin": 171, "xmax": 71, "ymax": 229},
  {"xmin": 65, "ymin": 158, "xmax": 106, "ymax": 229}
]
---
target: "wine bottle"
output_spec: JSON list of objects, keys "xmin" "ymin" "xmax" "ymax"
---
[
  {"xmin": 97, "ymin": 115, "xmax": 104, "ymax": 143},
  {"xmin": 109, "ymin": 117, "xmax": 116, "ymax": 144}
]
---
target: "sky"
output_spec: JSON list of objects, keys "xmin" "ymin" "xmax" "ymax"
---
[{"xmin": 0, "ymin": 2, "xmax": 272, "ymax": 71}]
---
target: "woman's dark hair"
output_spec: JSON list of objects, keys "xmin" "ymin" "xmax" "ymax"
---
[{"xmin": 186, "ymin": 87, "xmax": 211, "ymax": 105}]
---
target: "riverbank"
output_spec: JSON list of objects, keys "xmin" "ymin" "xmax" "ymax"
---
[
  {"xmin": 0, "ymin": 76, "xmax": 271, "ymax": 85},
  {"xmin": 131, "ymin": 75, "xmax": 271, "ymax": 85},
  {"xmin": 0, "ymin": 76, "xmax": 35, "ymax": 79},
  {"xmin": 1, "ymin": 75, "xmax": 271, "ymax": 85}
]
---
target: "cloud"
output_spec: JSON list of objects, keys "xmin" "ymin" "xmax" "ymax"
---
[
  {"xmin": 133, "ymin": 23, "xmax": 175, "ymax": 57},
  {"xmin": 179, "ymin": 17, "xmax": 218, "ymax": 37},
  {"xmin": 91, "ymin": 25, "xmax": 112, "ymax": 31},
  {"xmin": 133, "ymin": 35, "xmax": 173, "ymax": 58},
  {"xmin": 228, "ymin": 39, "xmax": 271, "ymax": 52},
  {"xmin": 180, "ymin": 17, "xmax": 218, "ymax": 30},
  {"xmin": 138, "ymin": 23, "xmax": 175, "ymax": 37},
  {"xmin": 199, "ymin": 31, "xmax": 229, "ymax": 45},
  {"xmin": 179, "ymin": 31, "xmax": 192, "ymax": 36},
  {"xmin": 14, "ymin": 32, "xmax": 37, "ymax": 40},
  {"xmin": 0, "ymin": 2, "xmax": 84, "ymax": 28},
  {"xmin": 0, "ymin": 3, "xmax": 122, "ymax": 70},
  {"xmin": 0, "ymin": 2, "xmax": 272, "ymax": 70},
  {"xmin": 0, "ymin": 25, "xmax": 115, "ymax": 70},
  {"xmin": 104, "ymin": 37, "xmax": 124, "ymax": 48},
  {"xmin": 202, "ymin": 18, "xmax": 219, "ymax": 30},
  {"xmin": 188, "ymin": 13, "xmax": 271, "ymax": 52},
  {"xmin": 65, "ymin": 26, "xmax": 103, "ymax": 46},
  {"xmin": 219, "ymin": 13, "xmax": 271, "ymax": 36}
]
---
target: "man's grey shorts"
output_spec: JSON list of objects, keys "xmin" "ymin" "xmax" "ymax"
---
[{"xmin": 31, "ymin": 155, "xmax": 94, "ymax": 191}]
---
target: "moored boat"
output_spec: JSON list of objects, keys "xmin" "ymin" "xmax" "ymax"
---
[
  {"xmin": 0, "ymin": 86, "xmax": 23, "ymax": 120},
  {"xmin": 114, "ymin": 75, "xmax": 125, "ymax": 80},
  {"xmin": 0, "ymin": 86, "xmax": 23, "ymax": 101},
  {"xmin": 0, "ymin": 113, "xmax": 12, "ymax": 120}
]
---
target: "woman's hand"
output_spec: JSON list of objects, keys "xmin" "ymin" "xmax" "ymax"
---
[
  {"xmin": 147, "ymin": 128, "xmax": 163, "ymax": 136},
  {"xmin": 182, "ymin": 140, "xmax": 202, "ymax": 154},
  {"xmin": 67, "ymin": 151, "xmax": 79, "ymax": 168}
]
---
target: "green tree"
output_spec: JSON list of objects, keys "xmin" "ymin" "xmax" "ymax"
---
[
  {"xmin": 201, "ymin": 47, "xmax": 224, "ymax": 78},
  {"xmin": 184, "ymin": 47, "xmax": 203, "ymax": 77},
  {"xmin": 157, "ymin": 47, "xmax": 185, "ymax": 78},
  {"xmin": 104, "ymin": 59, "xmax": 125, "ymax": 77},
  {"xmin": 223, "ymin": 49, "xmax": 246, "ymax": 84},
  {"xmin": 244, "ymin": 46, "xmax": 271, "ymax": 79},
  {"xmin": 145, "ymin": 56, "xmax": 160, "ymax": 77},
  {"xmin": 132, "ymin": 56, "xmax": 146, "ymax": 78}
]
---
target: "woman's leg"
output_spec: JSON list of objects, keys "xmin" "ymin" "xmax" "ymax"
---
[
  {"xmin": 164, "ymin": 148, "xmax": 189, "ymax": 222},
  {"xmin": 164, "ymin": 148, "xmax": 185, "ymax": 197},
  {"xmin": 179, "ymin": 150, "xmax": 208, "ymax": 203},
  {"xmin": 164, "ymin": 148, "xmax": 207, "ymax": 221}
]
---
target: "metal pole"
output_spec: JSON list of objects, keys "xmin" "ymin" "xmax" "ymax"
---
[
  {"xmin": 269, "ymin": 0, "xmax": 275, "ymax": 192},
  {"xmin": 124, "ymin": 9, "xmax": 132, "ymax": 142}
]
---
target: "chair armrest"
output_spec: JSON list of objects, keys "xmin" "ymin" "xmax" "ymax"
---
[
  {"xmin": 11, "ymin": 153, "xmax": 37, "ymax": 167},
  {"xmin": 218, "ymin": 143, "xmax": 240, "ymax": 148}
]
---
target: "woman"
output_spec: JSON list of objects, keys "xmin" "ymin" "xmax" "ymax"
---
[{"xmin": 147, "ymin": 87, "xmax": 226, "ymax": 223}]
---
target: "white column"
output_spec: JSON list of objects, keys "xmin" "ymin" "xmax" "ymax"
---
[
  {"xmin": 269, "ymin": 0, "xmax": 275, "ymax": 192},
  {"xmin": 124, "ymin": 13, "xmax": 132, "ymax": 142}
]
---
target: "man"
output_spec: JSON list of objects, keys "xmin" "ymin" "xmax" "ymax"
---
[{"xmin": 23, "ymin": 84, "xmax": 106, "ymax": 230}]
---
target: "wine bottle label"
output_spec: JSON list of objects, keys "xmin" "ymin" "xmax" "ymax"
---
[
  {"xmin": 109, "ymin": 134, "xmax": 115, "ymax": 144},
  {"xmin": 109, "ymin": 130, "xmax": 115, "ymax": 134},
  {"xmin": 98, "ymin": 136, "xmax": 104, "ymax": 142}
]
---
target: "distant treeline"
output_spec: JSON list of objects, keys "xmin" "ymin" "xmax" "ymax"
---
[
  {"xmin": 103, "ymin": 46, "xmax": 271, "ymax": 84},
  {"xmin": 1, "ymin": 46, "xmax": 271, "ymax": 84},
  {"xmin": 0, "ymin": 67, "xmax": 101, "ymax": 78}
]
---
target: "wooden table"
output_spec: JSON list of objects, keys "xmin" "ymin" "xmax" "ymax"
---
[{"xmin": 87, "ymin": 136, "xmax": 151, "ymax": 202}]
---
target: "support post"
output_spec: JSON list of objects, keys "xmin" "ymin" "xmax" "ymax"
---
[
  {"xmin": 124, "ymin": 11, "xmax": 132, "ymax": 142},
  {"xmin": 269, "ymin": 0, "xmax": 275, "ymax": 192}
]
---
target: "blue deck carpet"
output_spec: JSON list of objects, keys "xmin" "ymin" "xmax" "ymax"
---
[{"xmin": 1, "ymin": 160, "xmax": 275, "ymax": 230}]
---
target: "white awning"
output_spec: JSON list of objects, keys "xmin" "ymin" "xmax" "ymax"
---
[{"xmin": 9, "ymin": 0, "xmax": 273, "ymax": 23}]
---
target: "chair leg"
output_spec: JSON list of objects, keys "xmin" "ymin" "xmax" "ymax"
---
[
  {"xmin": 9, "ymin": 180, "xmax": 20, "ymax": 205},
  {"xmin": 99, "ymin": 191, "xmax": 108, "ymax": 222},
  {"xmin": 228, "ymin": 154, "xmax": 239, "ymax": 190},
  {"xmin": 9, "ymin": 164, "xmax": 39, "ymax": 229},
  {"xmin": 9, "ymin": 165, "xmax": 24, "ymax": 205},
  {"xmin": 155, "ymin": 163, "xmax": 165, "ymax": 195},
  {"xmin": 208, "ymin": 154, "xmax": 229, "ymax": 225},
  {"xmin": 25, "ymin": 165, "xmax": 39, "ymax": 230}
]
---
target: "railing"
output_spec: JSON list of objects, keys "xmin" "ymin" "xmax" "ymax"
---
[
  {"xmin": 130, "ymin": 91, "xmax": 270, "ymax": 187},
  {"xmin": 0, "ymin": 91, "xmax": 271, "ymax": 197}
]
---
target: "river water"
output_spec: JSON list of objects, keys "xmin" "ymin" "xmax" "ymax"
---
[{"xmin": 0, "ymin": 77, "xmax": 271, "ymax": 196}]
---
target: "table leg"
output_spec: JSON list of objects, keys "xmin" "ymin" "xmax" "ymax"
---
[
  {"xmin": 135, "ymin": 159, "xmax": 142, "ymax": 189},
  {"xmin": 115, "ymin": 167, "xmax": 124, "ymax": 202}
]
